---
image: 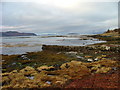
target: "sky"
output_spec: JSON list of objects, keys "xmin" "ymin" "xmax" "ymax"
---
[{"xmin": 0, "ymin": 0, "xmax": 119, "ymax": 35}]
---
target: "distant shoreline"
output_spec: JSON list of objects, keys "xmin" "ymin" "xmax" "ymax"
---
[{"xmin": 0, "ymin": 31, "xmax": 37, "ymax": 37}]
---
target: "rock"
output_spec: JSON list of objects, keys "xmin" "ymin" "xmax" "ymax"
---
[
  {"xmin": 41, "ymin": 83, "xmax": 51, "ymax": 88},
  {"xmin": 2, "ymin": 58, "xmax": 118, "ymax": 89},
  {"xmin": 76, "ymin": 56, "xmax": 84, "ymax": 59},
  {"xmin": 101, "ymin": 55, "xmax": 107, "ymax": 58},
  {"xmin": 11, "ymin": 70, "xmax": 18, "ymax": 73},
  {"xmin": 66, "ymin": 51, "xmax": 77, "ymax": 54},
  {"xmin": 85, "ymin": 56, "xmax": 92, "ymax": 58},
  {"xmin": 101, "ymin": 45, "xmax": 110, "ymax": 50},
  {"xmin": 2, "ymin": 76, "xmax": 10, "ymax": 85},
  {"xmin": 21, "ymin": 55, "xmax": 30, "ymax": 60},
  {"xmin": 70, "ymin": 61, "xmax": 82, "ymax": 65},
  {"xmin": 111, "ymin": 67, "xmax": 117, "ymax": 70},
  {"xmin": 2, "ymin": 85, "xmax": 13, "ymax": 89},
  {"xmin": 94, "ymin": 58, "xmax": 98, "ymax": 61},
  {"xmin": 87, "ymin": 59, "xmax": 93, "ymax": 62},
  {"xmin": 90, "ymin": 64, "xmax": 101, "ymax": 73},
  {"xmin": 96, "ymin": 67, "xmax": 111, "ymax": 73},
  {"xmin": 20, "ymin": 66, "xmax": 35, "ymax": 71},
  {"xmin": 60, "ymin": 61, "xmax": 82, "ymax": 69},
  {"xmin": 8, "ymin": 73, "xmax": 26, "ymax": 80},
  {"xmin": 60, "ymin": 61, "xmax": 90, "ymax": 79},
  {"xmin": 95, "ymin": 59, "xmax": 117, "ymax": 67},
  {"xmin": 2, "ymin": 73, "xmax": 10, "ymax": 76},
  {"xmin": 37, "ymin": 65, "xmax": 55, "ymax": 71},
  {"xmin": 42, "ymin": 45, "xmax": 83, "ymax": 52},
  {"xmin": 95, "ymin": 56, "xmax": 102, "ymax": 60},
  {"xmin": 46, "ymin": 81, "xmax": 52, "ymax": 84},
  {"xmin": 85, "ymin": 59, "xmax": 117, "ymax": 74},
  {"xmin": 54, "ymin": 80, "xmax": 66, "ymax": 87},
  {"xmin": 19, "ymin": 66, "xmax": 37, "ymax": 75},
  {"xmin": 2, "ymin": 72, "xmax": 30, "ymax": 88}
]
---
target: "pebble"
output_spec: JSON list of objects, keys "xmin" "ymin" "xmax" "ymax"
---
[
  {"xmin": 94, "ymin": 58, "xmax": 98, "ymax": 61},
  {"xmin": 87, "ymin": 59, "xmax": 93, "ymax": 62},
  {"xmin": 76, "ymin": 56, "xmax": 84, "ymax": 59},
  {"xmin": 46, "ymin": 81, "xmax": 52, "ymax": 84}
]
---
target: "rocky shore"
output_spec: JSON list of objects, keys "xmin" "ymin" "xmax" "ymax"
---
[
  {"xmin": 1, "ymin": 28, "xmax": 120, "ymax": 89},
  {"xmin": 2, "ymin": 59, "xmax": 119, "ymax": 88}
]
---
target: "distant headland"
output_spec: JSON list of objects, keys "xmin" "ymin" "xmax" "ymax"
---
[{"xmin": 0, "ymin": 31, "xmax": 37, "ymax": 37}]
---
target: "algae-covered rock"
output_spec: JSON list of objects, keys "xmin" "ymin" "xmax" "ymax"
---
[
  {"xmin": 60, "ymin": 61, "xmax": 82, "ymax": 69},
  {"xmin": 19, "ymin": 66, "xmax": 37, "ymax": 75},
  {"xmin": 33, "ymin": 71, "xmax": 68, "ymax": 88},
  {"xmin": 60, "ymin": 61, "xmax": 90, "ymax": 79},
  {"xmin": 41, "ymin": 83, "xmax": 51, "ymax": 88},
  {"xmin": 101, "ymin": 55, "xmax": 107, "ymax": 58},
  {"xmin": 8, "ymin": 73, "xmax": 26, "ymax": 81},
  {"xmin": 84, "ymin": 59, "xmax": 117, "ymax": 74},
  {"xmin": 101, "ymin": 45, "xmax": 110, "ymax": 50},
  {"xmin": 96, "ymin": 67, "xmax": 111, "ymax": 73},
  {"xmin": 90, "ymin": 65, "xmax": 111, "ymax": 74},
  {"xmin": 11, "ymin": 70, "xmax": 18, "ymax": 73},
  {"xmin": 94, "ymin": 59, "xmax": 117, "ymax": 67},
  {"xmin": 2, "ymin": 76, "xmax": 10, "ymax": 86},
  {"xmin": 37, "ymin": 65, "xmax": 54, "ymax": 71},
  {"xmin": 84, "ymin": 59, "xmax": 117, "ymax": 67},
  {"xmin": 2, "ymin": 58, "xmax": 118, "ymax": 88},
  {"xmin": 91, "ymin": 64, "xmax": 101, "ymax": 70},
  {"xmin": 2, "ymin": 73, "xmax": 10, "ymax": 76}
]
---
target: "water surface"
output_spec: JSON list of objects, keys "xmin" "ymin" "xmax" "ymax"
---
[{"xmin": 0, "ymin": 36, "xmax": 105, "ymax": 55}]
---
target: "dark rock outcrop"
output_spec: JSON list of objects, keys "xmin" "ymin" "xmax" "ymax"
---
[{"xmin": 42, "ymin": 45, "xmax": 88, "ymax": 52}]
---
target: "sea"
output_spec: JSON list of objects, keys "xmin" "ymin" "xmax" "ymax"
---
[{"xmin": 0, "ymin": 35, "xmax": 106, "ymax": 55}]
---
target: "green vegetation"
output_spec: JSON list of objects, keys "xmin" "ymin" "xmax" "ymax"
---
[{"xmin": 2, "ymin": 51, "xmax": 75, "ymax": 72}]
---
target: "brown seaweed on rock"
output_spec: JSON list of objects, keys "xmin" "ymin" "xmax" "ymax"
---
[{"xmin": 2, "ymin": 59, "xmax": 119, "ymax": 89}]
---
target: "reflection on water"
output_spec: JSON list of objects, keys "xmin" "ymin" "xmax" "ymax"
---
[{"xmin": 0, "ymin": 36, "xmax": 106, "ymax": 55}]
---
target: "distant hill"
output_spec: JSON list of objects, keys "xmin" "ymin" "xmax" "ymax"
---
[
  {"xmin": 105, "ymin": 28, "xmax": 120, "ymax": 34},
  {"xmin": 67, "ymin": 33, "xmax": 79, "ymax": 35},
  {"xmin": 100, "ymin": 28, "xmax": 120, "ymax": 37},
  {"xmin": 0, "ymin": 31, "xmax": 37, "ymax": 37}
]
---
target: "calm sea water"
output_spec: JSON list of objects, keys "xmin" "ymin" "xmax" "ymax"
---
[{"xmin": 0, "ymin": 36, "xmax": 106, "ymax": 55}]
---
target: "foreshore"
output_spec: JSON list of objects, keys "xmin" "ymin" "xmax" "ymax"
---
[{"xmin": 1, "ymin": 28, "xmax": 120, "ymax": 88}]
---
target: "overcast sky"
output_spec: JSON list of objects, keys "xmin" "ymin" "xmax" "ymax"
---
[{"xmin": 1, "ymin": 0, "xmax": 118, "ymax": 35}]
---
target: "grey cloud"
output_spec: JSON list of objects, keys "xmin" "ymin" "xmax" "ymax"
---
[{"xmin": 1, "ymin": 2, "xmax": 118, "ymax": 34}]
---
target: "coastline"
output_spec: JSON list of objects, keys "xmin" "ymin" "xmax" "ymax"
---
[
  {"xmin": 1, "ymin": 29, "xmax": 120, "ymax": 88},
  {"xmin": 1, "ymin": 35, "xmax": 105, "ymax": 55}
]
